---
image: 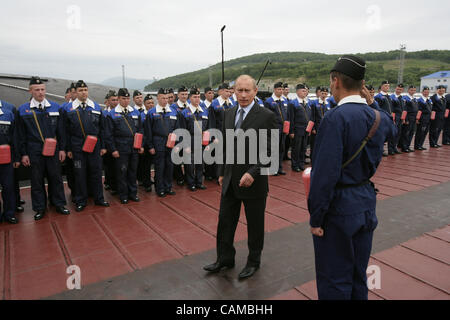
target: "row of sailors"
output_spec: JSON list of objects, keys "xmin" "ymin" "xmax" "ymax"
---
[{"xmin": 1, "ymin": 77, "xmax": 449, "ymax": 224}]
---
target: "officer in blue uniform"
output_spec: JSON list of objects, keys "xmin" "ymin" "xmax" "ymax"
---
[
  {"xmin": 375, "ymin": 81, "xmax": 394, "ymax": 156},
  {"xmin": 17, "ymin": 76, "xmax": 70, "ymax": 220},
  {"xmin": 103, "ymin": 91, "xmax": 119, "ymax": 194},
  {"xmin": 0, "ymin": 100, "xmax": 25, "ymax": 213},
  {"xmin": 171, "ymin": 86, "xmax": 189, "ymax": 186},
  {"xmin": 288, "ymin": 84, "xmax": 311, "ymax": 172},
  {"xmin": 317, "ymin": 87, "xmax": 331, "ymax": 118},
  {"xmin": 389, "ymin": 84, "xmax": 405, "ymax": 154},
  {"xmin": 180, "ymin": 88, "xmax": 215, "ymax": 191},
  {"xmin": 134, "ymin": 90, "xmax": 152, "ymax": 192},
  {"xmin": 307, "ymin": 88, "xmax": 323, "ymax": 162},
  {"xmin": 444, "ymin": 91, "xmax": 450, "ymax": 145},
  {"xmin": 308, "ymin": 56, "xmax": 396, "ymax": 300},
  {"xmin": 430, "ymin": 85, "xmax": 446, "ymax": 148},
  {"xmin": 201, "ymin": 87, "xmax": 217, "ymax": 181},
  {"xmin": 145, "ymin": 88, "xmax": 181, "ymax": 197},
  {"xmin": 401, "ymin": 85, "xmax": 419, "ymax": 152},
  {"xmin": 264, "ymin": 82, "xmax": 290, "ymax": 175},
  {"xmin": 365, "ymin": 85, "xmax": 382, "ymax": 111},
  {"xmin": 64, "ymin": 80, "xmax": 110, "ymax": 212},
  {"xmin": 414, "ymin": 86, "xmax": 433, "ymax": 150},
  {"xmin": 0, "ymin": 102, "xmax": 20, "ymax": 224},
  {"xmin": 104, "ymin": 88, "xmax": 144, "ymax": 204}
]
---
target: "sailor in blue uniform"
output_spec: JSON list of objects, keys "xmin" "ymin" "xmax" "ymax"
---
[
  {"xmin": 365, "ymin": 85, "xmax": 382, "ymax": 111},
  {"xmin": 17, "ymin": 76, "xmax": 70, "ymax": 220},
  {"xmin": 430, "ymin": 85, "xmax": 446, "ymax": 148},
  {"xmin": 64, "ymin": 80, "xmax": 110, "ymax": 212},
  {"xmin": 414, "ymin": 86, "xmax": 433, "ymax": 150},
  {"xmin": 171, "ymin": 86, "xmax": 189, "ymax": 186},
  {"xmin": 211, "ymin": 83, "xmax": 234, "ymax": 133},
  {"xmin": 180, "ymin": 88, "xmax": 215, "ymax": 191},
  {"xmin": 444, "ymin": 91, "xmax": 450, "ymax": 145},
  {"xmin": 282, "ymin": 83, "xmax": 292, "ymax": 161},
  {"xmin": 389, "ymin": 84, "xmax": 405, "ymax": 154},
  {"xmin": 401, "ymin": 85, "xmax": 419, "ymax": 152},
  {"xmin": 288, "ymin": 84, "xmax": 311, "ymax": 172},
  {"xmin": 264, "ymin": 82, "xmax": 290, "ymax": 175},
  {"xmin": 282, "ymin": 83, "xmax": 290, "ymax": 102},
  {"xmin": 375, "ymin": 81, "xmax": 394, "ymax": 156},
  {"xmin": 104, "ymin": 88, "xmax": 144, "ymax": 204},
  {"xmin": 0, "ymin": 100, "xmax": 25, "ymax": 213},
  {"xmin": 145, "ymin": 88, "xmax": 181, "ymax": 198},
  {"xmin": 103, "ymin": 91, "xmax": 119, "ymax": 194},
  {"xmin": 306, "ymin": 88, "xmax": 322, "ymax": 162},
  {"xmin": 317, "ymin": 87, "xmax": 331, "ymax": 118},
  {"xmin": 201, "ymin": 87, "xmax": 217, "ymax": 182},
  {"xmin": 308, "ymin": 56, "xmax": 396, "ymax": 300},
  {"xmin": 0, "ymin": 102, "xmax": 20, "ymax": 224},
  {"xmin": 134, "ymin": 90, "xmax": 152, "ymax": 192}
]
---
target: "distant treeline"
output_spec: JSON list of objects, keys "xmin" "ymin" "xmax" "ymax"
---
[{"xmin": 145, "ymin": 50, "xmax": 450, "ymax": 91}]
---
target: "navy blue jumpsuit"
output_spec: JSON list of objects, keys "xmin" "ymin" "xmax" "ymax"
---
[
  {"xmin": 0, "ymin": 105, "xmax": 19, "ymax": 221},
  {"xmin": 104, "ymin": 106, "xmax": 143, "ymax": 201},
  {"xmin": 17, "ymin": 99, "xmax": 67, "ymax": 212},
  {"xmin": 308, "ymin": 96, "xmax": 396, "ymax": 300},
  {"xmin": 64, "ymin": 99, "xmax": 106, "ymax": 206}
]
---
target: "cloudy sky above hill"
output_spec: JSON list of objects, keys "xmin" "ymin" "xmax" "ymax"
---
[{"xmin": 1, "ymin": 0, "xmax": 449, "ymax": 83}]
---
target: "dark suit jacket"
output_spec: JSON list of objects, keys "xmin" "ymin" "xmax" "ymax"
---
[{"xmin": 219, "ymin": 103, "xmax": 277, "ymax": 199}]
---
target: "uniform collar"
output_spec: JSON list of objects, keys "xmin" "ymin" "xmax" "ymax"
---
[
  {"xmin": 421, "ymin": 94, "xmax": 430, "ymax": 101},
  {"xmin": 296, "ymin": 96, "xmax": 308, "ymax": 105},
  {"xmin": 0, "ymin": 100, "xmax": 2, "ymax": 107},
  {"xmin": 337, "ymin": 95, "xmax": 367, "ymax": 106},
  {"xmin": 380, "ymin": 91, "xmax": 389, "ymax": 96},
  {"xmin": 72, "ymin": 98, "xmax": 95, "ymax": 109},
  {"xmin": 0, "ymin": 108, "xmax": 3, "ymax": 115},
  {"xmin": 177, "ymin": 100, "xmax": 188, "ymax": 109},
  {"xmin": 135, "ymin": 104, "xmax": 146, "ymax": 112},
  {"xmin": 156, "ymin": 104, "xmax": 171, "ymax": 113},
  {"xmin": 407, "ymin": 94, "xmax": 415, "ymax": 100},
  {"xmin": 437, "ymin": 94, "xmax": 443, "ymax": 99},
  {"xmin": 188, "ymin": 104, "xmax": 203, "ymax": 114},
  {"xmin": 203, "ymin": 100, "xmax": 212, "ymax": 108},
  {"xmin": 115, "ymin": 105, "xmax": 134, "ymax": 113},
  {"xmin": 30, "ymin": 98, "xmax": 51, "ymax": 109},
  {"xmin": 217, "ymin": 96, "xmax": 231, "ymax": 106},
  {"xmin": 271, "ymin": 93, "xmax": 284, "ymax": 102},
  {"xmin": 318, "ymin": 98, "xmax": 327, "ymax": 104}
]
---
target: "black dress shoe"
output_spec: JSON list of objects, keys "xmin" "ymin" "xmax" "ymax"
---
[
  {"xmin": 6, "ymin": 217, "xmax": 18, "ymax": 224},
  {"xmin": 292, "ymin": 168, "xmax": 301, "ymax": 172},
  {"xmin": 238, "ymin": 266, "xmax": 259, "ymax": 280},
  {"xmin": 104, "ymin": 184, "xmax": 111, "ymax": 190},
  {"xmin": 430, "ymin": 145, "xmax": 438, "ymax": 148},
  {"xmin": 195, "ymin": 184, "xmax": 207, "ymax": 190},
  {"xmin": 166, "ymin": 190, "xmax": 176, "ymax": 196},
  {"xmin": 16, "ymin": 206, "xmax": 24, "ymax": 213},
  {"xmin": 121, "ymin": 199, "xmax": 129, "ymax": 204},
  {"xmin": 110, "ymin": 190, "xmax": 118, "ymax": 195},
  {"xmin": 34, "ymin": 211, "xmax": 45, "ymax": 221},
  {"xmin": 157, "ymin": 192, "xmax": 166, "ymax": 198},
  {"xmin": 407, "ymin": 148, "xmax": 414, "ymax": 152},
  {"xmin": 189, "ymin": 186, "xmax": 197, "ymax": 192},
  {"xmin": 420, "ymin": 147, "xmax": 427, "ymax": 150},
  {"xmin": 95, "ymin": 201, "xmax": 110, "ymax": 207},
  {"xmin": 176, "ymin": 180, "xmax": 185, "ymax": 186},
  {"xmin": 203, "ymin": 262, "xmax": 235, "ymax": 273},
  {"xmin": 145, "ymin": 186, "xmax": 152, "ymax": 193},
  {"xmin": 75, "ymin": 205, "xmax": 86, "ymax": 212},
  {"xmin": 278, "ymin": 171, "xmax": 286, "ymax": 175},
  {"xmin": 382, "ymin": 152, "xmax": 388, "ymax": 157},
  {"xmin": 273, "ymin": 173, "xmax": 279, "ymax": 176},
  {"xmin": 206, "ymin": 176, "xmax": 213, "ymax": 181},
  {"xmin": 129, "ymin": 196, "xmax": 140, "ymax": 202},
  {"xmin": 19, "ymin": 199, "xmax": 26, "ymax": 205},
  {"xmin": 388, "ymin": 151, "xmax": 395, "ymax": 156},
  {"xmin": 56, "ymin": 207, "xmax": 70, "ymax": 215},
  {"xmin": 436, "ymin": 145, "xmax": 442, "ymax": 148},
  {"xmin": 394, "ymin": 150, "xmax": 402, "ymax": 154},
  {"xmin": 443, "ymin": 142, "xmax": 450, "ymax": 145}
]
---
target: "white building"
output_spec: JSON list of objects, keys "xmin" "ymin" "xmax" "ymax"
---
[{"xmin": 420, "ymin": 71, "xmax": 450, "ymax": 92}]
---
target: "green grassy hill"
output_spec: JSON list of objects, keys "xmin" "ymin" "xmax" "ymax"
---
[{"xmin": 145, "ymin": 50, "xmax": 450, "ymax": 91}]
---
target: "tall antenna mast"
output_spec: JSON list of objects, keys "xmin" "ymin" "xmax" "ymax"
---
[{"xmin": 398, "ymin": 44, "xmax": 406, "ymax": 84}]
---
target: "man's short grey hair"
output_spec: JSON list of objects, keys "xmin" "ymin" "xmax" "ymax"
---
[{"xmin": 235, "ymin": 75, "xmax": 257, "ymax": 89}]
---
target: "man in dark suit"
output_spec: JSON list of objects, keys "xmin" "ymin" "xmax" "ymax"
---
[{"xmin": 203, "ymin": 75, "xmax": 277, "ymax": 280}]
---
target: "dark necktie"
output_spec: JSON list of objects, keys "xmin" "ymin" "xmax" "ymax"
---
[
  {"xmin": 82, "ymin": 102, "xmax": 86, "ymax": 111},
  {"xmin": 183, "ymin": 103, "xmax": 187, "ymax": 109},
  {"xmin": 38, "ymin": 103, "xmax": 43, "ymax": 112},
  {"xmin": 235, "ymin": 109, "xmax": 244, "ymax": 130}
]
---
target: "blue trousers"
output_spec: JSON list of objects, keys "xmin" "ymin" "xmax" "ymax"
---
[
  {"xmin": 0, "ymin": 163, "xmax": 16, "ymax": 220},
  {"xmin": 115, "ymin": 152, "xmax": 138, "ymax": 201},
  {"xmin": 313, "ymin": 209, "xmax": 378, "ymax": 300},
  {"xmin": 154, "ymin": 149, "xmax": 173, "ymax": 193}
]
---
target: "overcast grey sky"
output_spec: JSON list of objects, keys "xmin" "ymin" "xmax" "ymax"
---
[{"xmin": 1, "ymin": 0, "xmax": 449, "ymax": 83}]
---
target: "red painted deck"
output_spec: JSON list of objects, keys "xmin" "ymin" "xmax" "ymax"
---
[
  {"xmin": 270, "ymin": 225, "xmax": 450, "ymax": 300},
  {"xmin": 1, "ymin": 142, "xmax": 450, "ymax": 300}
]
